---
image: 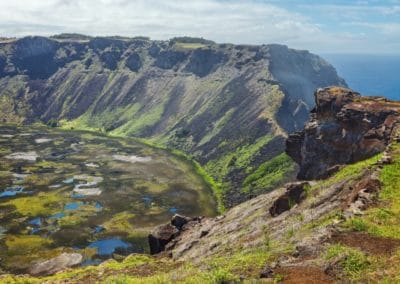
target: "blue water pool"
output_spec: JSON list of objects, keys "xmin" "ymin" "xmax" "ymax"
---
[
  {"xmin": 169, "ymin": 207, "xmax": 178, "ymax": 214},
  {"xmin": 87, "ymin": 238, "xmax": 131, "ymax": 256},
  {"xmin": 65, "ymin": 202, "xmax": 82, "ymax": 210},
  {"xmin": 0, "ymin": 186, "xmax": 25, "ymax": 198},
  {"xmin": 49, "ymin": 212, "xmax": 66, "ymax": 219},
  {"xmin": 29, "ymin": 217, "xmax": 42, "ymax": 226},
  {"xmin": 95, "ymin": 202, "xmax": 103, "ymax": 210}
]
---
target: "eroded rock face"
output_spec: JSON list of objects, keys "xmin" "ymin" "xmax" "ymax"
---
[
  {"xmin": 29, "ymin": 253, "xmax": 83, "ymax": 276},
  {"xmin": 286, "ymin": 87, "xmax": 400, "ymax": 180}
]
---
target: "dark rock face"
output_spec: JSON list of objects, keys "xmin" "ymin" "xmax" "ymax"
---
[
  {"xmin": 148, "ymin": 214, "xmax": 192, "ymax": 254},
  {"xmin": 125, "ymin": 53, "xmax": 143, "ymax": 72},
  {"xmin": 0, "ymin": 54, "xmax": 6, "ymax": 76},
  {"xmin": 269, "ymin": 182, "xmax": 309, "ymax": 217},
  {"xmin": 286, "ymin": 87, "xmax": 400, "ymax": 180},
  {"xmin": 11, "ymin": 36, "xmax": 59, "ymax": 79},
  {"xmin": 184, "ymin": 48, "xmax": 227, "ymax": 77},
  {"xmin": 149, "ymin": 224, "xmax": 179, "ymax": 254},
  {"xmin": 155, "ymin": 50, "xmax": 188, "ymax": 69},
  {"xmin": 100, "ymin": 50, "xmax": 121, "ymax": 70}
]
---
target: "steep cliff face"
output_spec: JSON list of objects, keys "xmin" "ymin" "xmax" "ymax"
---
[
  {"xmin": 0, "ymin": 36, "xmax": 345, "ymax": 206},
  {"xmin": 286, "ymin": 86, "xmax": 400, "ymax": 180}
]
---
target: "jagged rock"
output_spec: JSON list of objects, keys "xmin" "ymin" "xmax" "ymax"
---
[
  {"xmin": 343, "ymin": 173, "xmax": 381, "ymax": 218},
  {"xmin": 148, "ymin": 223, "xmax": 179, "ymax": 254},
  {"xmin": 269, "ymin": 182, "xmax": 309, "ymax": 217},
  {"xmin": 171, "ymin": 214, "xmax": 191, "ymax": 230},
  {"xmin": 28, "ymin": 253, "xmax": 83, "ymax": 276},
  {"xmin": 287, "ymin": 87, "xmax": 400, "ymax": 180}
]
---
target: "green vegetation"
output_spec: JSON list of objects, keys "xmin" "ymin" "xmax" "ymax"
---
[
  {"xmin": 170, "ymin": 36, "xmax": 215, "ymax": 45},
  {"xmin": 174, "ymin": 42, "xmax": 208, "ymax": 49},
  {"xmin": 345, "ymin": 142, "xmax": 400, "ymax": 239},
  {"xmin": 198, "ymin": 109, "xmax": 235, "ymax": 146},
  {"xmin": 205, "ymin": 135, "xmax": 273, "ymax": 181},
  {"xmin": 0, "ymin": 124, "xmax": 219, "ymax": 274},
  {"xmin": 121, "ymin": 136, "xmax": 225, "ymax": 213},
  {"xmin": 242, "ymin": 153, "xmax": 295, "ymax": 194},
  {"xmin": 5, "ymin": 235, "xmax": 53, "ymax": 256},
  {"xmin": 325, "ymin": 244, "xmax": 370, "ymax": 279},
  {"xmin": 103, "ymin": 211, "xmax": 136, "ymax": 233},
  {"xmin": 112, "ymin": 104, "xmax": 164, "ymax": 136},
  {"xmin": 0, "ymin": 242, "xmax": 277, "ymax": 283},
  {"xmin": 1, "ymin": 191, "xmax": 64, "ymax": 216}
]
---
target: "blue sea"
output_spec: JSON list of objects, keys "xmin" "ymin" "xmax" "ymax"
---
[{"xmin": 323, "ymin": 54, "xmax": 400, "ymax": 101}]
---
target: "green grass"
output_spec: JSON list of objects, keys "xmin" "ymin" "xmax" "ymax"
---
[
  {"xmin": 206, "ymin": 135, "xmax": 274, "ymax": 180},
  {"xmin": 311, "ymin": 153, "xmax": 382, "ymax": 191},
  {"xmin": 1, "ymin": 191, "xmax": 64, "ymax": 216},
  {"xmin": 345, "ymin": 142, "xmax": 400, "ymax": 239},
  {"xmin": 62, "ymin": 104, "xmax": 142, "ymax": 133},
  {"xmin": 198, "ymin": 108, "xmax": 235, "ymax": 146},
  {"xmin": 174, "ymin": 42, "xmax": 208, "ymax": 49},
  {"xmin": 112, "ymin": 104, "xmax": 164, "ymax": 136},
  {"xmin": 325, "ymin": 244, "xmax": 370, "ymax": 279},
  {"xmin": 5, "ymin": 235, "xmax": 53, "ymax": 255},
  {"xmin": 242, "ymin": 153, "xmax": 295, "ymax": 194}
]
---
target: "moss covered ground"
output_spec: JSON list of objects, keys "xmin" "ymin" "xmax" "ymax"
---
[{"xmin": 0, "ymin": 124, "xmax": 217, "ymax": 273}]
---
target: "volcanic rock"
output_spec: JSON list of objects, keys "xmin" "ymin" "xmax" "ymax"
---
[{"xmin": 286, "ymin": 87, "xmax": 400, "ymax": 180}]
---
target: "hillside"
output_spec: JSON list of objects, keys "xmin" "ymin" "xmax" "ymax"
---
[
  {"xmin": 2, "ymin": 87, "xmax": 400, "ymax": 283},
  {"xmin": 0, "ymin": 36, "xmax": 345, "ymax": 208}
]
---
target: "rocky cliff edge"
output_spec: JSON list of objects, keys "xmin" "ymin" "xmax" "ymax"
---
[{"xmin": 286, "ymin": 86, "xmax": 400, "ymax": 180}]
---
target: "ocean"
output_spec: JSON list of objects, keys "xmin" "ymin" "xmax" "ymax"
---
[{"xmin": 322, "ymin": 54, "xmax": 400, "ymax": 101}]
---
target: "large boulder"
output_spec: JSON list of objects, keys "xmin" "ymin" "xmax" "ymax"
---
[{"xmin": 29, "ymin": 253, "xmax": 83, "ymax": 276}]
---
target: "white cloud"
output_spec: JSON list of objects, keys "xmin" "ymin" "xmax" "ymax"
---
[{"xmin": 0, "ymin": 0, "xmax": 398, "ymax": 54}]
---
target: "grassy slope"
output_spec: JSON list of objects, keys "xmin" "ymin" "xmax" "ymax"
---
[
  {"xmin": 306, "ymin": 139, "xmax": 400, "ymax": 282},
  {"xmin": 60, "ymin": 101, "xmax": 295, "ymax": 211},
  {"xmin": 336, "ymin": 141, "xmax": 400, "ymax": 282}
]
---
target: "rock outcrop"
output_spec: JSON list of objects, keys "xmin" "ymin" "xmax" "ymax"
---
[
  {"xmin": 148, "ymin": 214, "xmax": 191, "ymax": 254},
  {"xmin": 148, "ymin": 224, "xmax": 179, "ymax": 255},
  {"xmin": 286, "ymin": 87, "xmax": 400, "ymax": 180}
]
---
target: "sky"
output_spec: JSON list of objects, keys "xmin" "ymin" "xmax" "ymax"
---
[{"xmin": 0, "ymin": 0, "xmax": 399, "ymax": 54}]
